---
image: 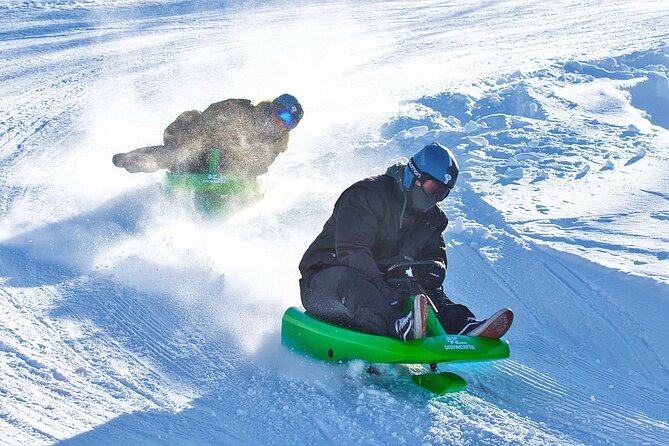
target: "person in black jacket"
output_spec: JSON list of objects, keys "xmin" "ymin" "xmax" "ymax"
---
[
  {"xmin": 299, "ymin": 142, "xmax": 513, "ymax": 341},
  {"xmin": 112, "ymin": 94, "xmax": 304, "ymax": 178}
]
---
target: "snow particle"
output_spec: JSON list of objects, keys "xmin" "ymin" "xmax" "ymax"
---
[
  {"xmin": 535, "ymin": 170, "xmax": 549, "ymax": 181},
  {"xmin": 464, "ymin": 121, "xmax": 487, "ymax": 134},
  {"xmin": 577, "ymin": 164, "xmax": 590, "ymax": 178},
  {"xmin": 529, "ymin": 102, "xmax": 539, "ymax": 115},
  {"xmin": 507, "ymin": 156, "xmax": 527, "ymax": 168},
  {"xmin": 502, "ymin": 167, "xmax": 524, "ymax": 181},
  {"xmin": 445, "ymin": 116, "xmax": 461, "ymax": 127},
  {"xmin": 404, "ymin": 126, "xmax": 429, "ymax": 138},
  {"xmin": 600, "ymin": 159, "xmax": 615, "ymax": 171},
  {"xmin": 468, "ymin": 136, "xmax": 489, "ymax": 147}
]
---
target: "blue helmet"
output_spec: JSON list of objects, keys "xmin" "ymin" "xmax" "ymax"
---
[
  {"xmin": 271, "ymin": 94, "xmax": 304, "ymax": 129},
  {"xmin": 403, "ymin": 142, "xmax": 459, "ymax": 191}
]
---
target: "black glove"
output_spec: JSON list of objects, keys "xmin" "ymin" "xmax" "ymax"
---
[{"xmin": 384, "ymin": 259, "xmax": 445, "ymax": 292}]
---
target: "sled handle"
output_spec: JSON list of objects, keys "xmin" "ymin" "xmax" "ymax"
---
[{"xmin": 208, "ymin": 148, "xmax": 221, "ymax": 175}]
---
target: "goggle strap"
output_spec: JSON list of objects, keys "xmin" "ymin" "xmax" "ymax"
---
[{"xmin": 408, "ymin": 158, "xmax": 422, "ymax": 179}]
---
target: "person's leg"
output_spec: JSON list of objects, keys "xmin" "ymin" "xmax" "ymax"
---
[
  {"xmin": 427, "ymin": 288, "xmax": 477, "ymax": 334},
  {"xmin": 428, "ymin": 288, "xmax": 513, "ymax": 337},
  {"xmin": 299, "ymin": 267, "xmax": 351, "ymax": 329},
  {"xmin": 300, "ymin": 266, "xmax": 403, "ymax": 337},
  {"xmin": 112, "ymin": 145, "xmax": 171, "ymax": 173}
]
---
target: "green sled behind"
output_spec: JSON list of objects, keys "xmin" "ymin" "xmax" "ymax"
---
[{"xmin": 162, "ymin": 149, "xmax": 262, "ymax": 214}]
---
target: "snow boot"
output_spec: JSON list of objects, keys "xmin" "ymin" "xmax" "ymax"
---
[
  {"xmin": 395, "ymin": 294, "xmax": 429, "ymax": 341},
  {"xmin": 458, "ymin": 308, "xmax": 514, "ymax": 338}
]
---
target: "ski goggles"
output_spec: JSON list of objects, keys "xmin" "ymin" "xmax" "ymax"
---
[
  {"xmin": 275, "ymin": 108, "xmax": 298, "ymax": 129},
  {"xmin": 418, "ymin": 175, "xmax": 451, "ymax": 201}
]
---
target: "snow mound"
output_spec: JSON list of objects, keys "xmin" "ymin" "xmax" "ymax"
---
[{"xmin": 382, "ymin": 46, "xmax": 669, "ymax": 284}]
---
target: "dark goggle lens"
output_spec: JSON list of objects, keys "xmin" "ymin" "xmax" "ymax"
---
[
  {"xmin": 276, "ymin": 109, "xmax": 296, "ymax": 127},
  {"xmin": 421, "ymin": 178, "xmax": 450, "ymax": 200}
]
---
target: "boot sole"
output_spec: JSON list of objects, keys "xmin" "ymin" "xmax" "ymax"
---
[
  {"xmin": 413, "ymin": 294, "xmax": 429, "ymax": 339},
  {"xmin": 468, "ymin": 308, "xmax": 514, "ymax": 338}
]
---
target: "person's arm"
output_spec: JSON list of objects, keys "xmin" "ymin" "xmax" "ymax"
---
[
  {"xmin": 418, "ymin": 228, "xmax": 447, "ymax": 267},
  {"xmin": 112, "ymin": 145, "xmax": 173, "ymax": 173},
  {"xmin": 334, "ymin": 184, "xmax": 406, "ymax": 307},
  {"xmin": 333, "ymin": 184, "xmax": 385, "ymax": 285},
  {"xmin": 414, "ymin": 221, "xmax": 448, "ymax": 289}
]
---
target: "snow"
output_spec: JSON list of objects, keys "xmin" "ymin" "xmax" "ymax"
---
[{"xmin": 1, "ymin": 1, "xmax": 669, "ymax": 445}]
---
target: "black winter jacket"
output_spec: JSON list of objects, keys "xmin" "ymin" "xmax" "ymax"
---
[{"xmin": 299, "ymin": 163, "xmax": 448, "ymax": 288}]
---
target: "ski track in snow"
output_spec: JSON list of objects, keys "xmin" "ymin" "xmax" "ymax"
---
[
  {"xmin": 1, "ymin": 1, "xmax": 669, "ymax": 445},
  {"xmin": 445, "ymin": 237, "xmax": 669, "ymax": 446}
]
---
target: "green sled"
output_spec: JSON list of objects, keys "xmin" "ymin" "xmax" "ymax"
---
[
  {"xmin": 162, "ymin": 149, "xmax": 262, "ymax": 214},
  {"xmin": 281, "ymin": 304, "xmax": 510, "ymax": 394}
]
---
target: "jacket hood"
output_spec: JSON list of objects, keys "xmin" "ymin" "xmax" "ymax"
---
[
  {"xmin": 385, "ymin": 162, "xmax": 407, "ymax": 193},
  {"xmin": 385, "ymin": 162, "xmax": 410, "ymax": 228},
  {"xmin": 385, "ymin": 162, "xmax": 448, "ymax": 229}
]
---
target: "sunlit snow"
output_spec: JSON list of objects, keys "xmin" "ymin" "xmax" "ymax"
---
[{"xmin": 1, "ymin": 1, "xmax": 668, "ymax": 445}]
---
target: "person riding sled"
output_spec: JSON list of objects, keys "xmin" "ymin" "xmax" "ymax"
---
[
  {"xmin": 298, "ymin": 142, "xmax": 513, "ymax": 341},
  {"xmin": 112, "ymin": 93, "xmax": 304, "ymax": 178}
]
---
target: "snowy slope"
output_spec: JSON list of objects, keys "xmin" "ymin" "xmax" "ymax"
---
[{"xmin": 1, "ymin": 1, "xmax": 669, "ymax": 445}]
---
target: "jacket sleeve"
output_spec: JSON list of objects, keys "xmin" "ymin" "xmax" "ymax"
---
[
  {"xmin": 418, "ymin": 228, "xmax": 447, "ymax": 266},
  {"xmin": 416, "ymin": 219, "xmax": 448, "ymax": 289},
  {"xmin": 333, "ymin": 184, "xmax": 385, "ymax": 286},
  {"xmin": 163, "ymin": 110, "xmax": 202, "ymax": 147}
]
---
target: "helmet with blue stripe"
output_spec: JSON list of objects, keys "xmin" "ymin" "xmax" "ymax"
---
[{"xmin": 403, "ymin": 142, "xmax": 459, "ymax": 192}]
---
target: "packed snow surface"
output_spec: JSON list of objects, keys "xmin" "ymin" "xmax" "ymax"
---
[{"xmin": 1, "ymin": 1, "xmax": 669, "ymax": 445}]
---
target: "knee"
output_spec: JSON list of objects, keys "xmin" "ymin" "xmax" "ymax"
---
[
  {"xmin": 299, "ymin": 278, "xmax": 313, "ymax": 307},
  {"xmin": 112, "ymin": 153, "xmax": 125, "ymax": 167},
  {"xmin": 335, "ymin": 267, "xmax": 377, "ymax": 295}
]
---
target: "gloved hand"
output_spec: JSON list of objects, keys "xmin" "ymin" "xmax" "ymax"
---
[{"xmin": 384, "ymin": 259, "xmax": 445, "ymax": 291}]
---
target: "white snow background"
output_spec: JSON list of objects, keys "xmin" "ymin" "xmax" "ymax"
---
[{"xmin": 1, "ymin": 1, "xmax": 669, "ymax": 445}]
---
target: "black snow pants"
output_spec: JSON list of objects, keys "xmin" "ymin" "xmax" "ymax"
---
[
  {"xmin": 300, "ymin": 266, "xmax": 401, "ymax": 337},
  {"xmin": 300, "ymin": 265, "xmax": 477, "ymax": 337},
  {"xmin": 428, "ymin": 288, "xmax": 477, "ymax": 334}
]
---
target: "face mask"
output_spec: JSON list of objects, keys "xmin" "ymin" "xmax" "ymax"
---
[{"xmin": 409, "ymin": 181, "xmax": 439, "ymax": 213}]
